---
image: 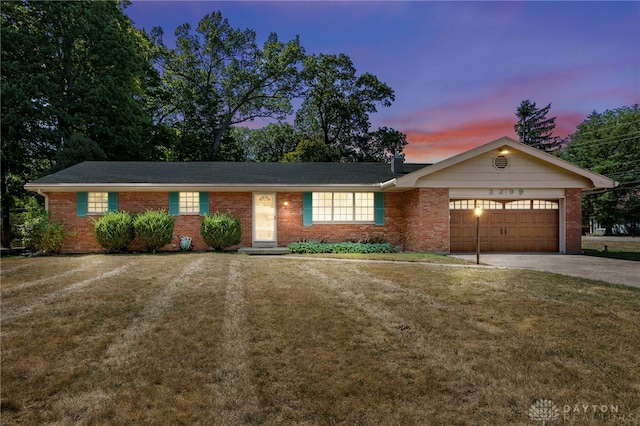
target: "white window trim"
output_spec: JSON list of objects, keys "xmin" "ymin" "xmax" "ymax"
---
[
  {"xmin": 88, "ymin": 192, "xmax": 109, "ymax": 215},
  {"xmin": 179, "ymin": 192, "xmax": 200, "ymax": 215},
  {"xmin": 312, "ymin": 192, "xmax": 375, "ymax": 223}
]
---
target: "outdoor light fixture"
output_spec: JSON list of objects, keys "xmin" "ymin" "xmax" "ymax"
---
[
  {"xmin": 499, "ymin": 148, "xmax": 510, "ymax": 155},
  {"xmin": 283, "ymin": 201, "xmax": 289, "ymax": 209},
  {"xmin": 474, "ymin": 206, "xmax": 483, "ymax": 264}
]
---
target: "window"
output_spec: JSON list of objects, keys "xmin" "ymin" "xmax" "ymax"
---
[
  {"xmin": 505, "ymin": 200, "xmax": 531, "ymax": 209},
  {"xmin": 449, "ymin": 200, "xmax": 502, "ymax": 210},
  {"xmin": 312, "ymin": 192, "xmax": 375, "ymax": 222},
  {"xmin": 169, "ymin": 192, "xmax": 209, "ymax": 216},
  {"xmin": 179, "ymin": 192, "xmax": 199, "ymax": 214},
  {"xmin": 533, "ymin": 200, "xmax": 559, "ymax": 210},
  {"xmin": 450, "ymin": 199, "xmax": 560, "ymax": 211},
  {"xmin": 88, "ymin": 192, "xmax": 109, "ymax": 214}
]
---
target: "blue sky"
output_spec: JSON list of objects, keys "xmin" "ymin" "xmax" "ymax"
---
[{"xmin": 125, "ymin": 1, "xmax": 640, "ymax": 162}]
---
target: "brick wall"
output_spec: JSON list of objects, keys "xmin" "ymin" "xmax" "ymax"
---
[
  {"xmin": 565, "ymin": 188, "xmax": 583, "ymax": 253},
  {"xmin": 402, "ymin": 188, "xmax": 450, "ymax": 252},
  {"xmin": 276, "ymin": 192, "xmax": 406, "ymax": 247},
  {"xmin": 47, "ymin": 191, "xmax": 253, "ymax": 253},
  {"xmin": 47, "ymin": 191, "xmax": 414, "ymax": 253}
]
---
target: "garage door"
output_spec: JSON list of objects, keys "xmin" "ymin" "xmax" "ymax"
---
[{"xmin": 450, "ymin": 200, "xmax": 559, "ymax": 253}]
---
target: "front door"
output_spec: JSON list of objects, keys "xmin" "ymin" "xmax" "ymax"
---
[{"xmin": 253, "ymin": 193, "xmax": 277, "ymax": 247}]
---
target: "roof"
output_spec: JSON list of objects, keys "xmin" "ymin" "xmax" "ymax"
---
[
  {"xmin": 25, "ymin": 137, "xmax": 617, "ymax": 193},
  {"xmin": 382, "ymin": 137, "xmax": 617, "ymax": 190},
  {"xmin": 25, "ymin": 161, "xmax": 430, "ymax": 192}
]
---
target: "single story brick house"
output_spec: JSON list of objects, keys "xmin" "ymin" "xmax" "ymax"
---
[{"xmin": 25, "ymin": 137, "xmax": 616, "ymax": 254}]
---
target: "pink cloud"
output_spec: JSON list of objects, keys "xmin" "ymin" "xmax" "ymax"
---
[{"xmin": 402, "ymin": 118, "xmax": 516, "ymax": 163}]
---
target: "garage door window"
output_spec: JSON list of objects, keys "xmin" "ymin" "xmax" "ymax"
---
[{"xmin": 450, "ymin": 199, "xmax": 559, "ymax": 210}]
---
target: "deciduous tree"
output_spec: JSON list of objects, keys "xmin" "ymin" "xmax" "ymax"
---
[
  {"xmin": 295, "ymin": 53, "xmax": 400, "ymax": 161},
  {"xmin": 562, "ymin": 105, "xmax": 640, "ymax": 235},
  {"xmin": 151, "ymin": 12, "xmax": 305, "ymax": 160},
  {"xmin": 1, "ymin": 0, "xmax": 157, "ymax": 246}
]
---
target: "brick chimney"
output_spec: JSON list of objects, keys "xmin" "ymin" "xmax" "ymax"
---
[{"xmin": 391, "ymin": 154, "xmax": 404, "ymax": 173}]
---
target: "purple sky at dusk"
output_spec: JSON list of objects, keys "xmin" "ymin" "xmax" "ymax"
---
[{"xmin": 125, "ymin": 1, "xmax": 640, "ymax": 163}]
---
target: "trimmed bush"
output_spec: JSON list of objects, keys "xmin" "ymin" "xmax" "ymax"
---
[
  {"xmin": 288, "ymin": 241, "xmax": 394, "ymax": 254},
  {"xmin": 200, "ymin": 212, "xmax": 242, "ymax": 250},
  {"xmin": 19, "ymin": 206, "xmax": 64, "ymax": 254},
  {"xmin": 134, "ymin": 210, "xmax": 175, "ymax": 253},
  {"xmin": 93, "ymin": 211, "xmax": 134, "ymax": 253}
]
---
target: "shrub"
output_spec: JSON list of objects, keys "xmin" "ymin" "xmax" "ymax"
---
[
  {"xmin": 287, "ymin": 241, "xmax": 394, "ymax": 254},
  {"xmin": 200, "ymin": 212, "xmax": 242, "ymax": 250},
  {"xmin": 18, "ymin": 205, "xmax": 64, "ymax": 255},
  {"xmin": 134, "ymin": 210, "xmax": 175, "ymax": 253},
  {"xmin": 93, "ymin": 211, "xmax": 134, "ymax": 253}
]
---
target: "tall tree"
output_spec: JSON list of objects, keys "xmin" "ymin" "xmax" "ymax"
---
[
  {"xmin": 151, "ymin": 12, "xmax": 305, "ymax": 160},
  {"xmin": 561, "ymin": 105, "xmax": 640, "ymax": 235},
  {"xmin": 1, "ymin": 0, "xmax": 157, "ymax": 247},
  {"xmin": 514, "ymin": 100, "xmax": 559, "ymax": 152},
  {"xmin": 233, "ymin": 123, "xmax": 300, "ymax": 162},
  {"xmin": 295, "ymin": 53, "xmax": 401, "ymax": 161}
]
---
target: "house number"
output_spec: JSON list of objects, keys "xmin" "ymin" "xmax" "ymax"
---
[{"xmin": 489, "ymin": 189, "xmax": 524, "ymax": 196}]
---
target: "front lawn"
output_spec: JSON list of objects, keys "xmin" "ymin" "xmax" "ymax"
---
[{"xmin": 2, "ymin": 253, "xmax": 639, "ymax": 425}]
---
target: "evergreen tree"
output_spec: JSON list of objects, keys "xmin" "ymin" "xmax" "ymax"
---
[{"xmin": 514, "ymin": 100, "xmax": 559, "ymax": 152}]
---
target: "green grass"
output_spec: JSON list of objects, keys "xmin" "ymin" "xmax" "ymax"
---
[
  {"xmin": 287, "ymin": 251, "xmax": 470, "ymax": 264},
  {"xmin": 581, "ymin": 239, "xmax": 640, "ymax": 261}
]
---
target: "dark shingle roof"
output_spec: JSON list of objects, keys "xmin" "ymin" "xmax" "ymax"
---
[{"xmin": 29, "ymin": 161, "xmax": 431, "ymax": 186}]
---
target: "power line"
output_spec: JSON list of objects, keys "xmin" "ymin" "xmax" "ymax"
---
[
  {"xmin": 564, "ymin": 131, "xmax": 640, "ymax": 149},
  {"xmin": 567, "ymin": 117, "xmax": 640, "ymax": 138}
]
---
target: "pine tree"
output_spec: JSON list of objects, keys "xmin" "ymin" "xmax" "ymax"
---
[{"xmin": 514, "ymin": 100, "xmax": 559, "ymax": 152}]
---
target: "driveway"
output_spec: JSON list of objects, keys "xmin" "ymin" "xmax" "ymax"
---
[{"xmin": 449, "ymin": 253, "xmax": 639, "ymax": 289}]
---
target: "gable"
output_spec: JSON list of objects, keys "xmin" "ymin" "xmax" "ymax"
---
[
  {"xmin": 412, "ymin": 149, "xmax": 593, "ymax": 189},
  {"xmin": 391, "ymin": 137, "xmax": 616, "ymax": 190}
]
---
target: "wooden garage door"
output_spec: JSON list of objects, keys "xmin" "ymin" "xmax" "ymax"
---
[{"xmin": 450, "ymin": 200, "xmax": 559, "ymax": 253}]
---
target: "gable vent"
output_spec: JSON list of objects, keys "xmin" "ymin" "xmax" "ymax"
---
[{"xmin": 493, "ymin": 155, "xmax": 509, "ymax": 170}]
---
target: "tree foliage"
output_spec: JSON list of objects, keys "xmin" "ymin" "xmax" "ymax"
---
[
  {"xmin": 561, "ymin": 104, "xmax": 640, "ymax": 235},
  {"xmin": 151, "ymin": 12, "xmax": 305, "ymax": 160},
  {"xmin": 514, "ymin": 99, "xmax": 560, "ymax": 152},
  {"xmin": 1, "ymin": 0, "xmax": 159, "ymax": 246},
  {"xmin": 295, "ymin": 53, "xmax": 401, "ymax": 161}
]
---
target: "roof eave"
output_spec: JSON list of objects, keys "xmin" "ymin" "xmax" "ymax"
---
[{"xmin": 24, "ymin": 182, "xmax": 387, "ymax": 193}]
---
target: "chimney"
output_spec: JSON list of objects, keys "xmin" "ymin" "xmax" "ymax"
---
[{"xmin": 391, "ymin": 154, "xmax": 404, "ymax": 173}]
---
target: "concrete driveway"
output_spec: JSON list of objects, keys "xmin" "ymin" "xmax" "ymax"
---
[{"xmin": 449, "ymin": 253, "xmax": 639, "ymax": 289}]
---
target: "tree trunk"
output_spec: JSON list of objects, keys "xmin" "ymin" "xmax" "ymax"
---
[{"xmin": 1, "ymin": 175, "xmax": 12, "ymax": 248}]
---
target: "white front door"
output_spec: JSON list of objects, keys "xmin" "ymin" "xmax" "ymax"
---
[{"xmin": 253, "ymin": 193, "xmax": 277, "ymax": 247}]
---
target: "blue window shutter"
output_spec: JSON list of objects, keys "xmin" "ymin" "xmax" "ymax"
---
[
  {"xmin": 107, "ymin": 192, "xmax": 118, "ymax": 212},
  {"xmin": 199, "ymin": 192, "xmax": 209, "ymax": 216},
  {"xmin": 374, "ymin": 192, "xmax": 385, "ymax": 226},
  {"xmin": 303, "ymin": 192, "xmax": 313, "ymax": 226},
  {"xmin": 169, "ymin": 192, "xmax": 179, "ymax": 216},
  {"xmin": 77, "ymin": 192, "xmax": 88, "ymax": 217}
]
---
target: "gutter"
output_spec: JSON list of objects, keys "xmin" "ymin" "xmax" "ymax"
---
[
  {"xmin": 380, "ymin": 179, "xmax": 397, "ymax": 190},
  {"xmin": 25, "ymin": 182, "xmax": 386, "ymax": 193}
]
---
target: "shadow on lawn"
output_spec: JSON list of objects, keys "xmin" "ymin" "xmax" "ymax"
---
[{"xmin": 582, "ymin": 249, "xmax": 640, "ymax": 262}]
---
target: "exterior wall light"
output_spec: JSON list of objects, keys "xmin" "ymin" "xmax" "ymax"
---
[{"xmin": 283, "ymin": 201, "xmax": 289, "ymax": 209}]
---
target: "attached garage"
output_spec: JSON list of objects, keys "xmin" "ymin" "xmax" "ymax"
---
[
  {"xmin": 383, "ymin": 137, "xmax": 617, "ymax": 254},
  {"xmin": 450, "ymin": 199, "xmax": 559, "ymax": 252}
]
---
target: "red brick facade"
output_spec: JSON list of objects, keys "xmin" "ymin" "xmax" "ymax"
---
[
  {"xmin": 46, "ymin": 187, "xmax": 582, "ymax": 254},
  {"xmin": 402, "ymin": 188, "xmax": 450, "ymax": 252},
  {"xmin": 565, "ymin": 188, "xmax": 583, "ymax": 253}
]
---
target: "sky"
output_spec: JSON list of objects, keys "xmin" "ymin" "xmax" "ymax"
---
[{"xmin": 125, "ymin": 1, "xmax": 640, "ymax": 163}]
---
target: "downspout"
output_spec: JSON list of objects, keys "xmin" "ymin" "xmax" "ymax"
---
[
  {"xmin": 380, "ymin": 179, "xmax": 397, "ymax": 190},
  {"xmin": 37, "ymin": 189, "xmax": 49, "ymax": 211}
]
